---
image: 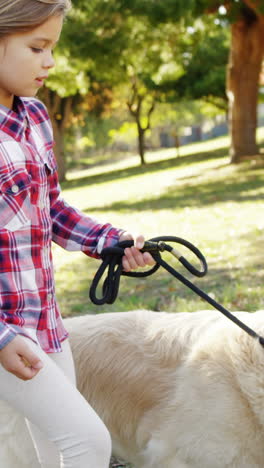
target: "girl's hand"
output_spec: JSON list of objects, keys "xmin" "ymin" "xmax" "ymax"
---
[
  {"xmin": 119, "ymin": 232, "xmax": 155, "ymax": 272},
  {"xmin": 0, "ymin": 335, "xmax": 43, "ymax": 381}
]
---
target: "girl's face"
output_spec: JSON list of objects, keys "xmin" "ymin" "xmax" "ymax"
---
[{"xmin": 0, "ymin": 14, "xmax": 63, "ymax": 109}]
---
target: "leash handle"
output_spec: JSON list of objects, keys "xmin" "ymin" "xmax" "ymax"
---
[{"xmin": 89, "ymin": 236, "xmax": 207, "ymax": 304}]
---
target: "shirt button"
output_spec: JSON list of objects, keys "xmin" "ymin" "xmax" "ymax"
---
[
  {"xmin": 47, "ymin": 293, "xmax": 53, "ymax": 302},
  {"xmin": 11, "ymin": 184, "xmax": 19, "ymax": 194}
]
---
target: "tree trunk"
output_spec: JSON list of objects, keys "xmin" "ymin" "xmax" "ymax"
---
[
  {"xmin": 127, "ymin": 77, "xmax": 156, "ymax": 166},
  {"xmin": 227, "ymin": 11, "xmax": 264, "ymax": 162},
  {"xmin": 50, "ymin": 117, "xmax": 67, "ymax": 182},
  {"xmin": 41, "ymin": 87, "xmax": 73, "ymax": 181},
  {"xmin": 137, "ymin": 126, "xmax": 146, "ymax": 165}
]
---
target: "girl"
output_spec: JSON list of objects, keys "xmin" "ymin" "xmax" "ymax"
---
[{"xmin": 0, "ymin": 1, "xmax": 154, "ymax": 467}]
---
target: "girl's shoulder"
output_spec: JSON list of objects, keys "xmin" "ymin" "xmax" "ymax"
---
[
  {"xmin": 21, "ymin": 97, "xmax": 50, "ymax": 124},
  {"xmin": 21, "ymin": 97, "xmax": 54, "ymax": 145}
]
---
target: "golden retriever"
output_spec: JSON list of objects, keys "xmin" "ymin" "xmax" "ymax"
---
[{"xmin": 67, "ymin": 309, "xmax": 264, "ymax": 468}]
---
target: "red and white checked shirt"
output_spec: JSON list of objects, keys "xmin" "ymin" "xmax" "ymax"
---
[{"xmin": 0, "ymin": 96, "xmax": 122, "ymax": 353}]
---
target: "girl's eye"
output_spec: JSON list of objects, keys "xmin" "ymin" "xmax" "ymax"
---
[{"xmin": 31, "ymin": 47, "xmax": 43, "ymax": 53}]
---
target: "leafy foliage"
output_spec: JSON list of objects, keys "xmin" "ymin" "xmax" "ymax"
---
[{"xmin": 43, "ymin": 0, "xmax": 263, "ymax": 170}]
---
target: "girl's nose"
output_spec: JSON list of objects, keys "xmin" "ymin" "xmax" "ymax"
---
[{"xmin": 43, "ymin": 51, "xmax": 55, "ymax": 69}]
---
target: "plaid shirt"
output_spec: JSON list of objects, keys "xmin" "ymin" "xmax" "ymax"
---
[{"xmin": 0, "ymin": 96, "xmax": 122, "ymax": 353}]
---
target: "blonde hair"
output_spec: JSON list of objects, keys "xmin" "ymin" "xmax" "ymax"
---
[{"xmin": 0, "ymin": 0, "xmax": 71, "ymax": 38}]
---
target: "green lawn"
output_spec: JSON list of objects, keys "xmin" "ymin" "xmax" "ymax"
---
[{"xmin": 53, "ymin": 129, "xmax": 264, "ymax": 318}]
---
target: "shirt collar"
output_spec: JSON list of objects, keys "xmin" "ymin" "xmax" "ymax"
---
[{"xmin": 0, "ymin": 96, "xmax": 29, "ymax": 142}]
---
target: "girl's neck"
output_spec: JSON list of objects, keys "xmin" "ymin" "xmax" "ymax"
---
[{"xmin": 0, "ymin": 92, "xmax": 14, "ymax": 110}]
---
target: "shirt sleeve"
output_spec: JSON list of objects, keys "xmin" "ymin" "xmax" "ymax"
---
[
  {"xmin": 0, "ymin": 321, "xmax": 17, "ymax": 350},
  {"xmin": 48, "ymin": 163, "xmax": 124, "ymax": 259}
]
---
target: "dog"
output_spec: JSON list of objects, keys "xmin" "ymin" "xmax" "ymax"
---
[
  {"xmin": 66, "ymin": 309, "xmax": 264, "ymax": 468},
  {"xmin": 1, "ymin": 309, "xmax": 264, "ymax": 467}
]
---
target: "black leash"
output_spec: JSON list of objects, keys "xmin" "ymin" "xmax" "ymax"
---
[{"xmin": 89, "ymin": 236, "xmax": 264, "ymax": 347}]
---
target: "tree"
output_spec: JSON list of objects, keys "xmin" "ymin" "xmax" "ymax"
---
[
  {"xmin": 44, "ymin": 0, "xmax": 264, "ymax": 176},
  {"xmin": 225, "ymin": 1, "xmax": 264, "ymax": 161},
  {"xmin": 126, "ymin": 78, "xmax": 155, "ymax": 164},
  {"xmin": 61, "ymin": 3, "xmax": 180, "ymax": 165},
  {"xmin": 118, "ymin": 0, "xmax": 264, "ymax": 162},
  {"xmin": 171, "ymin": 17, "xmax": 229, "ymax": 112},
  {"xmin": 42, "ymin": 0, "xmax": 228, "ymax": 173},
  {"xmin": 41, "ymin": 1, "xmax": 131, "ymax": 179},
  {"xmin": 118, "ymin": 19, "xmax": 180, "ymax": 164}
]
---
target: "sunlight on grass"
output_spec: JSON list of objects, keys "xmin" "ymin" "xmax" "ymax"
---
[
  {"xmin": 67, "ymin": 135, "xmax": 231, "ymax": 181},
  {"xmin": 54, "ymin": 130, "xmax": 264, "ymax": 317},
  {"xmin": 67, "ymin": 127, "xmax": 264, "ymax": 182}
]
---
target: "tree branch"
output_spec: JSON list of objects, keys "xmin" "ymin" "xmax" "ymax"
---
[
  {"xmin": 144, "ymin": 100, "xmax": 156, "ymax": 131},
  {"xmin": 61, "ymin": 97, "xmax": 73, "ymax": 129},
  {"xmin": 127, "ymin": 79, "xmax": 138, "ymax": 115},
  {"xmin": 243, "ymin": 0, "xmax": 263, "ymax": 16}
]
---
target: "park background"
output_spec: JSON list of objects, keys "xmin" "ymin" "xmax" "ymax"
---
[
  {"xmin": 39, "ymin": 3, "xmax": 264, "ymax": 328},
  {"xmin": 40, "ymin": 2, "xmax": 264, "ymax": 466}
]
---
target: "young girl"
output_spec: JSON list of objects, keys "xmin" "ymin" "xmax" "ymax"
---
[{"xmin": 0, "ymin": 1, "xmax": 154, "ymax": 467}]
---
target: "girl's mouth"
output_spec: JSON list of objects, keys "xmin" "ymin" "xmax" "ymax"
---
[{"xmin": 35, "ymin": 76, "xmax": 47, "ymax": 87}]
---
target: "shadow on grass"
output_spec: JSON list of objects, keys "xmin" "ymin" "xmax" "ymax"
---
[
  {"xmin": 79, "ymin": 167, "xmax": 264, "ymax": 214},
  {"xmin": 62, "ymin": 146, "xmax": 228, "ymax": 190},
  {"xmin": 58, "ymin": 261, "xmax": 264, "ymax": 317},
  {"xmin": 63, "ymin": 136, "xmax": 264, "ymax": 192},
  {"xmin": 57, "ymin": 227, "xmax": 264, "ymax": 318}
]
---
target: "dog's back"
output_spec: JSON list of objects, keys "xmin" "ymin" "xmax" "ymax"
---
[{"xmin": 67, "ymin": 309, "xmax": 264, "ymax": 468}]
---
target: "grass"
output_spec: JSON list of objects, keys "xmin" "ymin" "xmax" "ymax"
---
[
  {"xmin": 54, "ymin": 130, "xmax": 264, "ymax": 468},
  {"xmin": 53, "ymin": 129, "xmax": 264, "ymax": 318}
]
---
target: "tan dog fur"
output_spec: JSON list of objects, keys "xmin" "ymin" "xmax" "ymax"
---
[{"xmin": 67, "ymin": 309, "xmax": 264, "ymax": 468}]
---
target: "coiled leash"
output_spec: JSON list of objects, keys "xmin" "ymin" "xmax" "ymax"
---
[{"xmin": 89, "ymin": 236, "xmax": 264, "ymax": 347}]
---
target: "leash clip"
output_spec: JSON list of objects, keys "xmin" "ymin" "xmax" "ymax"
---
[
  {"xmin": 140, "ymin": 240, "xmax": 163, "ymax": 254},
  {"xmin": 157, "ymin": 241, "xmax": 166, "ymax": 252}
]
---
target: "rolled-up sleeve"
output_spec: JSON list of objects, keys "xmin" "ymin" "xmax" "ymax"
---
[{"xmin": 0, "ymin": 320, "xmax": 17, "ymax": 350}]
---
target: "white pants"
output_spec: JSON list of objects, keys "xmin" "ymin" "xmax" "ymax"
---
[{"xmin": 0, "ymin": 337, "xmax": 111, "ymax": 468}]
